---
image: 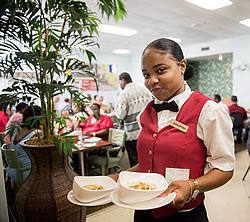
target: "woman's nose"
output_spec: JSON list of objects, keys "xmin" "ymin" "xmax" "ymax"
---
[{"xmin": 149, "ymin": 76, "xmax": 159, "ymax": 84}]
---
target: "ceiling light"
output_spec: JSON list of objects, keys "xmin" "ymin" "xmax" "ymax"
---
[
  {"xmin": 240, "ymin": 19, "xmax": 250, "ymax": 27},
  {"xmin": 218, "ymin": 54, "xmax": 223, "ymax": 60},
  {"xmin": 113, "ymin": 49, "xmax": 131, "ymax": 54},
  {"xmin": 166, "ymin": 37, "xmax": 182, "ymax": 43},
  {"xmin": 185, "ymin": 0, "xmax": 233, "ymax": 10},
  {"xmin": 99, "ymin": 24, "xmax": 138, "ymax": 36}
]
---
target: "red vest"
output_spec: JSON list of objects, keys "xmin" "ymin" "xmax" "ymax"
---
[{"xmin": 138, "ymin": 91, "xmax": 210, "ymax": 218}]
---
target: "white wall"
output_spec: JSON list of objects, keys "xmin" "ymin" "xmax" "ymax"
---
[{"xmin": 232, "ymin": 35, "xmax": 250, "ymax": 109}]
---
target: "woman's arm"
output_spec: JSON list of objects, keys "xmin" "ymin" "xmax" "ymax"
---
[{"xmin": 90, "ymin": 129, "xmax": 108, "ymax": 137}]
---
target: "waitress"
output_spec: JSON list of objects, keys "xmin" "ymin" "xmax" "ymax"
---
[{"xmin": 110, "ymin": 38, "xmax": 235, "ymax": 222}]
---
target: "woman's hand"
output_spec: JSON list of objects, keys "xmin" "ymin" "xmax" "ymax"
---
[
  {"xmin": 108, "ymin": 174, "xmax": 119, "ymax": 182},
  {"xmin": 159, "ymin": 180, "xmax": 191, "ymax": 209}
]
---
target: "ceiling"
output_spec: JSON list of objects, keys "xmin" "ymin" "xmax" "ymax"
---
[{"xmin": 88, "ymin": 0, "xmax": 250, "ymax": 56}]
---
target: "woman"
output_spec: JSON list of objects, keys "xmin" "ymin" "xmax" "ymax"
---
[
  {"xmin": 7, "ymin": 105, "xmax": 42, "ymax": 186},
  {"xmin": 79, "ymin": 103, "xmax": 113, "ymax": 141},
  {"xmin": 5, "ymin": 102, "xmax": 28, "ymax": 144},
  {"xmin": 110, "ymin": 38, "xmax": 235, "ymax": 221}
]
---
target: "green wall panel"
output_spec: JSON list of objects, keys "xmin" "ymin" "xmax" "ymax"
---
[{"xmin": 187, "ymin": 57, "xmax": 233, "ymax": 99}]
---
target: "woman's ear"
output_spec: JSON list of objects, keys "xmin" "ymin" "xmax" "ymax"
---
[{"xmin": 180, "ymin": 59, "xmax": 186, "ymax": 74}]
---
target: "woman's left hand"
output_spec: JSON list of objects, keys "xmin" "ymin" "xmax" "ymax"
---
[{"xmin": 158, "ymin": 180, "xmax": 191, "ymax": 208}]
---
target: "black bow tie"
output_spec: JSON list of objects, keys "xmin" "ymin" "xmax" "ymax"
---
[{"xmin": 151, "ymin": 101, "xmax": 179, "ymax": 112}]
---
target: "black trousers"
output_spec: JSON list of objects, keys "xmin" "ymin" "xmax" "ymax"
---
[
  {"xmin": 125, "ymin": 140, "xmax": 138, "ymax": 167},
  {"xmin": 134, "ymin": 203, "xmax": 209, "ymax": 222}
]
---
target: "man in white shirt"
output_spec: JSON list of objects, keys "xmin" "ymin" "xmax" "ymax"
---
[{"xmin": 115, "ymin": 72, "xmax": 152, "ymax": 167}]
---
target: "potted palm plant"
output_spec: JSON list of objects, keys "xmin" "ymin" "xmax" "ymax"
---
[{"xmin": 0, "ymin": 0, "xmax": 126, "ymax": 221}]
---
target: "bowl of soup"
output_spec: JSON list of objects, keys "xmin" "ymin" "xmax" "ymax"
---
[
  {"xmin": 73, "ymin": 176, "xmax": 117, "ymax": 202},
  {"xmin": 116, "ymin": 171, "xmax": 168, "ymax": 204}
]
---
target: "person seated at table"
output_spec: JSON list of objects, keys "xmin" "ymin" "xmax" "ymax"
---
[
  {"xmin": 0, "ymin": 105, "xmax": 9, "ymax": 145},
  {"xmin": 79, "ymin": 103, "xmax": 114, "ymax": 141},
  {"xmin": 71, "ymin": 103, "xmax": 114, "ymax": 174},
  {"xmin": 97, "ymin": 95, "xmax": 111, "ymax": 114},
  {"xmin": 5, "ymin": 102, "xmax": 28, "ymax": 144},
  {"xmin": 7, "ymin": 105, "xmax": 42, "ymax": 186},
  {"xmin": 61, "ymin": 110, "xmax": 74, "ymax": 132},
  {"xmin": 71, "ymin": 103, "xmax": 89, "ymax": 131}
]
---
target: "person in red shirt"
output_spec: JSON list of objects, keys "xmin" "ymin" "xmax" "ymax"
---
[
  {"xmin": 80, "ymin": 103, "xmax": 114, "ymax": 141},
  {"xmin": 228, "ymin": 95, "xmax": 247, "ymax": 120},
  {"xmin": 71, "ymin": 103, "xmax": 114, "ymax": 174},
  {"xmin": 0, "ymin": 107, "xmax": 9, "ymax": 142}
]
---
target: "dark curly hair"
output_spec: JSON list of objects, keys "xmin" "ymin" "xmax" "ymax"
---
[{"xmin": 22, "ymin": 105, "xmax": 42, "ymax": 129}]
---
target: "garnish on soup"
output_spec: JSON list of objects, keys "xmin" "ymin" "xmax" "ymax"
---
[
  {"xmin": 128, "ymin": 182, "xmax": 156, "ymax": 190},
  {"xmin": 82, "ymin": 184, "xmax": 104, "ymax": 190}
]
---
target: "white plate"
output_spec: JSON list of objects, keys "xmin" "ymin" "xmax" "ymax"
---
[
  {"xmin": 84, "ymin": 137, "xmax": 102, "ymax": 143},
  {"xmin": 111, "ymin": 190, "xmax": 176, "ymax": 210},
  {"xmin": 67, "ymin": 190, "xmax": 112, "ymax": 206},
  {"xmin": 83, "ymin": 143, "xmax": 96, "ymax": 148}
]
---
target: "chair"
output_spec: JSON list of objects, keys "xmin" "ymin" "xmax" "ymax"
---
[
  {"xmin": 230, "ymin": 112, "xmax": 244, "ymax": 143},
  {"xmin": 1, "ymin": 144, "xmax": 31, "ymax": 189},
  {"xmin": 86, "ymin": 128, "xmax": 126, "ymax": 175}
]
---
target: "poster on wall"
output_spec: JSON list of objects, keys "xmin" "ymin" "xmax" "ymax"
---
[{"xmin": 72, "ymin": 64, "xmax": 118, "ymax": 91}]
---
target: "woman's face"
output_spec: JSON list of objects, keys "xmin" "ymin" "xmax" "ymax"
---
[
  {"xmin": 92, "ymin": 104, "xmax": 100, "ymax": 118},
  {"xmin": 142, "ymin": 48, "xmax": 186, "ymax": 101}
]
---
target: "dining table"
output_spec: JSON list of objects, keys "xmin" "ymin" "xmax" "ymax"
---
[{"xmin": 72, "ymin": 138, "xmax": 112, "ymax": 175}]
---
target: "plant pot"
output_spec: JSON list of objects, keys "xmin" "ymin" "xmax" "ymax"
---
[{"xmin": 15, "ymin": 142, "xmax": 86, "ymax": 222}]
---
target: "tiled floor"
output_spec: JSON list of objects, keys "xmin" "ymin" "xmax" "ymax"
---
[{"xmin": 87, "ymin": 145, "xmax": 250, "ymax": 222}]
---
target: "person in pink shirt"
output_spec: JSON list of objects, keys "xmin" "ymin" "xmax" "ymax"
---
[{"xmin": 5, "ymin": 102, "xmax": 28, "ymax": 144}]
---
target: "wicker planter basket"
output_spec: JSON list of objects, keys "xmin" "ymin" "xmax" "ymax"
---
[{"xmin": 15, "ymin": 142, "xmax": 86, "ymax": 222}]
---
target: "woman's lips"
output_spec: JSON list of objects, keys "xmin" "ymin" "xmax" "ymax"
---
[{"xmin": 151, "ymin": 88, "xmax": 161, "ymax": 96}]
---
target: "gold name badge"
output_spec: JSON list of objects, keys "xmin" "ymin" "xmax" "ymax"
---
[{"xmin": 169, "ymin": 120, "xmax": 189, "ymax": 133}]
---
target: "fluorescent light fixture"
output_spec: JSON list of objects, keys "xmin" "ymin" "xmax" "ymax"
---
[
  {"xmin": 240, "ymin": 19, "xmax": 250, "ymax": 27},
  {"xmin": 113, "ymin": 49, "xmax": 131, "ymax": 54},
  {"xmin": 185, "ymin": 0, "xmax": 233, "ymax": 10},
  {"xmin": 99, "ymin": 24, "xmax": 138, "ymax": 36},
  {"xmin": 166, "ymin": 37, "xmax": 182, "ymax": 43}
]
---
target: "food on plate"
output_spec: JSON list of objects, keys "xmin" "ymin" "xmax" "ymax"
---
[
  {"xmin": 127, "ymin": 182, "xmax": 156, "ymax": 190},
  {"xmin": 82, "ymin": 184, "xmax": 104, "ymax": 190}
]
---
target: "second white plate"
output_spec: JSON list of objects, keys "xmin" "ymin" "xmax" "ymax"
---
[
  {"xmin": 111, "ymin": 190, "xmax": 176, "ymax": 210},
  {"xmin": 83, "ymin": 143, "xmax": 96, "ymax": 148},
  {"xmin": 67, "ymin": 190, "xmax": 112, "ymax": 206},
  {"xmin": 84, "ymin": 137, "xmax": 102, "ymax": 143}
]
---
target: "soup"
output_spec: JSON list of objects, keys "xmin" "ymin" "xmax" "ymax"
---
[
  {"xmin": 82, "ymin": 184, "xmax": 104, "ymax": 190},
  {"xmin": 128, "ymin": 182, "xmax": 156, "ymax": 190}
]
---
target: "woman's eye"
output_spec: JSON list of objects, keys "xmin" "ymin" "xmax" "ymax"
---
[
  {"xmin": 143, "ymin": 73, "xmax": 150, "ymax": 79},
  {"xmin": 157, "ymin": 68, "xmax": 166, "ymax": 74}
]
